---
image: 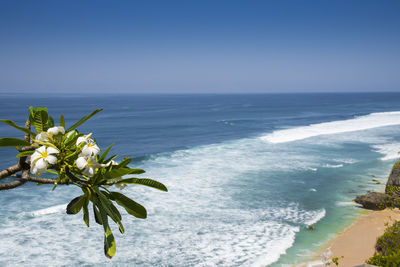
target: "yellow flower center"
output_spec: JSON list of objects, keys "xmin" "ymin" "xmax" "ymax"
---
[{"xmin": 40, "ymin": 150, "xmax": 48, "ymax": 159}]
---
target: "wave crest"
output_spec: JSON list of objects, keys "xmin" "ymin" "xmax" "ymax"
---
[{"xmin": 261, "ymin": 111, "xmax": 400, "ymax": 144}]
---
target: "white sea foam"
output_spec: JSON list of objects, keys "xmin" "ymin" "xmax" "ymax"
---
[
  {"xmin": 372, "ymin": 143, "xmax": 400, "ymax": 161},
  {"xmin": 0, "ymin": 137, "xmax": 328, "ymax": 266},
  {"xmin": 28, "ymin": 204, "xmax": 67, "ymax": 217},
  {"xmin": 303, "ymin": 209, "xmax": 326, "ymax": 226},
  {"xmin": 323, "ymin": 164, "xmax": 343, "ymax": 168},
  {"xmin": 335, "ymin": 201, "xmax": 356, "ymax": 207},
  {"xmin": 261, "ymin": 111, "xmax": 400, "ymax": 143}
]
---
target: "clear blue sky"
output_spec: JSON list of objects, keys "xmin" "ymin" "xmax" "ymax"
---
[{"xmin": 1, "ymin": 0, "xmax": 399, "ymax": 94}]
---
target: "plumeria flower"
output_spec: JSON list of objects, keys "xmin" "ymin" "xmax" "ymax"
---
[
  {"xmin": 81, "ymin": 140, "xmax": 100, "ymax": 157},
  {"xmin": 76, "ymin": 133, "xmax": 100, "ymax": 156},
  {"xmin": 76, "ymin": 133, "xmax": 93, "ymax": 146},
  {"xmin": 35, "ymin": 132, "xmax": 50, "ymax": 142},
  {"xmin": 30, "ymin": 146, "xmax": 59, "ymax": 175},
  {"xmin": 47, "ymin": 126, "xmax": 65, "ymax": 136},
  {"xmin": 35, "ymin": 126, "xmax": 65, "ymax": 142},
  {"xmin": 76, "ymin": 156, "xmax": 101, "ymax": 177}
]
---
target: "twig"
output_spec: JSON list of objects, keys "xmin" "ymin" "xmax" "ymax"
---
[{"xmin": 11, "ymin": 174, "xmax": 67, "ymax": 185}]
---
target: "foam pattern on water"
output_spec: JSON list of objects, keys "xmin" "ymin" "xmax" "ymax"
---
[
  {"xmin": 2, "ymin": 111, "xmax": 400, "ymax": 266},
  {"xmin": 0, "ymin": 137, "xmax": 328, "ymax": 266},
  {"xmin": 261, "ymin": 111, "xmax": 400, "ymax": 143}
]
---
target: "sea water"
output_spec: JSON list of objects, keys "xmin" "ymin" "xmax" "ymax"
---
[{"xmin": 0, "ymin": 93, "xmax": 399, "ymax": 266}]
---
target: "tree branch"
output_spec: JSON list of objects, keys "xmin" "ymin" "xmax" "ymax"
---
[
  {"xmin": 10, "ymin": 174, "xmax": 67, "ymax": 184},
  {"xmin": 0, "ymin": 164, "xmax": 22, "ymax": 180},
  {"xmin": 0, "ymin": 120, "xmax": 31, "ymax": 189},
  {"xmin": 0, "ymin": 179, "xmax": 27, "ymax": 190}
]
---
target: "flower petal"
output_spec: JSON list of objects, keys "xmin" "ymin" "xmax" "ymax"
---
[
  {"xmin": 47, "ymin": 127, "xmax": 59, "ymax": 135},
  {"xmin": 76, "ymin": 137, "xmax": 86, "ymax": 146},
  {"xmin": 81, "ymin": 146, "xmax": 92, "ymax": 157},
  {"xmin": 46, "ymin": 147, "xmax": 59, "ymax": 154},
  {"xmin": 37, "ymin": 146, "xmax": 46, "ymax": 154},
  {"xmin": 83, "ymin": 167, "xmax": 95, "ymax": 177},
  {"xmin": 45, "ymin": 155, "xmax": 57, "ymax": 165},
  {"xmin": 91, "ymin": 144, "xmax": 100, "ymax": 156},
  {"xmin": 35, "ymin": 158, "xmax": 47, "ymax": 171},
  {"xmin": 30, "ymin": 152, "xmax": 41, "ymax": 162},
  {"xmin": 76, "ymin": 157, "xmax": 88, "ymax": 170},
  {"xmin": 58, "ymin": 126, "xmax": 65, "ymax": 135},
  {"xmin": 36, "ymin": 132, "xmax": 49, "ymax": 142}
]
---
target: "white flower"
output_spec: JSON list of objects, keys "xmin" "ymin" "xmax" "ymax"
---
[
  {"xmin": 76, "ymin": 156, "xmax": 100, "ymax": 177},
  {"xmin": 47, "ymin": 126, "xmax": 65, "ymax": 136},
  {"xmin": 36, "ymin": 132, "xmax": 50, "ymax": 142},
  {"xmin": 30, "ymin": 146, "xmax": 59, "ymax": 175},
  {"xmin": 81, "ymin": 141, "xmax": 100, "ymax": 157},
  {"xmin": 76, "ymin": 133, "xmax": 93, "ymax": 146},
  {"xmin": 35, "ymin": 126, "xmax": 65, "ymax": 142}
]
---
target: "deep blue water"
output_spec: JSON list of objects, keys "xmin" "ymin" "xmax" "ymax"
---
[{"xmin": 0, "ymin": 93, "xmax": 400, "ymax": 266}]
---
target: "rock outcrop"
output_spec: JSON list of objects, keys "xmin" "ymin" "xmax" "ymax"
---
[
  {"xmin": 354, "ymin": 192, "xmax": 388, "ymax": 210},
  {"xmin": 385, "ymin": 162, "xmax": 400, "ymax": 193},
  {"xmin": 355, "ymin": 161, "xmax": 400, "ymax": 210}
]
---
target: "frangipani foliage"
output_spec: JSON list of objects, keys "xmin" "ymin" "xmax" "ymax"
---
[{"xmin": 0, "ymin": 107, "xmax": 167, "ymax": 259}]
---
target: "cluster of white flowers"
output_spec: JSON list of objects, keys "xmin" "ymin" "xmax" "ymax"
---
[
  {"xmin": 30, "ymin": 126, "xmax": 64, "ymax": 175},
  {"xmin": 30, "ymin": 127, "xmax": 124, "ymax": 188},
  {"xmin": 75, "ymin": 134, "xmax": 101, "ymax": 177},
  {"xmin": 36, "ymin": 126, "xmax": 65, "ymax": 142}
]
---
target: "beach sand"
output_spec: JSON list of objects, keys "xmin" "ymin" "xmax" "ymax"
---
[{"xmin": 298, "ymin": 208, "xmax": 400, "ymax": 267}]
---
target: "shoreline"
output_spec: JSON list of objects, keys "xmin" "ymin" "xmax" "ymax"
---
[{"xmin": 297, "ymin": 208, "xmax": 400, "ymax": 266}]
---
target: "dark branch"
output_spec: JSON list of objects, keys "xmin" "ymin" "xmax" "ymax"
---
[
  {"xmin": 1, "ymin": 120, "xmax": 88, "ymax": 189},
  {"xmin": 17, "ymin": 146, "xmax": 36, "ymax": 152},
  {"xmin": 0, "ymin": 120, "xmax": 32, "ymax": 188},
  {"xmin": 0, "ymin": 164, "xmax": 22, "ymax": 180},
  {"xmin": 0, "ymin": 179, "xmax": 27, "ymax": 190},
  {"xmin": 10, "ymin": 174, "xmax": 67, "ymax": 184}
]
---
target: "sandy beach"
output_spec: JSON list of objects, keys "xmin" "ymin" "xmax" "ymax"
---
[{"xmin": 298, "ymin": 208, "xmax": 400, "ymax": 267}]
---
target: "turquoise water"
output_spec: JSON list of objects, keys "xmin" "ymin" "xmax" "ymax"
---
[{"xmin": 0, "ymin": 93, "xmax": 399, "ymax": 266}]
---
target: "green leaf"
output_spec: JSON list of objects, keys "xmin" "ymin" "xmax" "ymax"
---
[
  {"xmin": 116, "ymin": 157, "xmax": 131, "ymax": 168},
  {"xmin": 105, "ymin": 167, "xmax": 145, "ymax": 179},
  {"xmin": 95, "ymin": 189, "xmax": 125, "ymax": 233},
  {"xmin": 33, "ymin": 139, "xmax": 59, "ymax": 150},
  {"xmin": 0, "ymin": 137, "xmax": 31, "ymax": 147},
  {"xmin": 116, "ymin": 178, "xmax": 168, "ymax": 192},
  {"xmin": 104, "ymin": 225, "xmax": 116, "ymax": 259},
  {"xmin": 63, "ymin": 130, "xmax": 80, "ymax": 146},
  {"xmin": 109, "ymin": 191, "xmax": 147, "ymax": 219},
  {"xmin": 104, "ymin": 155, "xmax": 117, "ymax": 165},
  {"xmin": 98, "ymin": 205, "xmax": 116, "ymax": 259},
  {"xmin": 33, "ymin": 109, "xmax": 49, "ymax": 133},
  {"xmin": 60, "ymin": 115, "xmax": 65, "ymax": 128},
  {"xmin": 98, "ymin": 144, "xmax": 113, "ymax": 163},
  {"xmin": 66, "ymin": 195, "xmax": 85, "ymax": 214},
  {"xmin": 47, "ymin": 115, "xmax": 55, "ymax": 128},
  {"xmin": 93, "ymin": 204, "xmax": 103, "ymax": 225},
  {"xmin": 66, "ymin": 108, "xmax": 103, "ymax": 132},
  {"xmin": 0, "ymin": 119, "xmax": 36, "ymax": 136},
  {"xmin": 16, "ymin": 150, "xmax": 34, "ymax": 157},
  {"xmin": 128, "ymin": 169, "xmax": 146, "ymax": 174},
  {"xmin": 82, "ymin": 194, "xmax": 90, "ymax": 227},
  {"xmin": 29, "ymin": 106, "xmax": 35, "ymax": 123}
]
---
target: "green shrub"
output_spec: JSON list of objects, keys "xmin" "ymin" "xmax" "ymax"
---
[
  {"xmin": 367, "ymin": 251, "xmax": 400, "ymax": 266},
  {"xmin": 367, "ymin": 221, "xmax": 400, "ymax": 266}
]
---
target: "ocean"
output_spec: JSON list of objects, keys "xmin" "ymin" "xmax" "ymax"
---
[{"xmin": 0, "ymin": 93, "xmax": 399, "ymax": 266}]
